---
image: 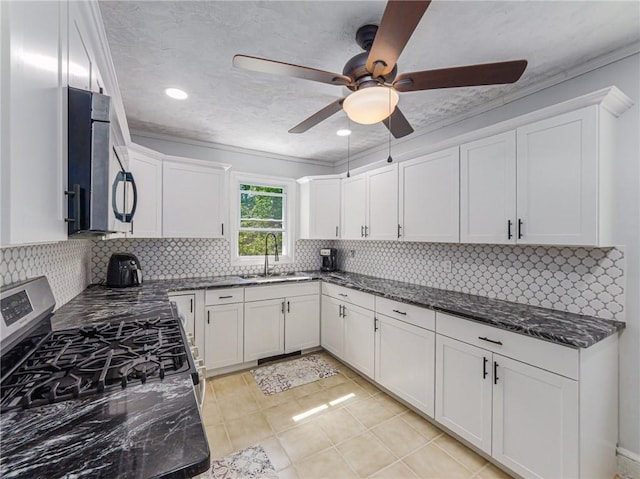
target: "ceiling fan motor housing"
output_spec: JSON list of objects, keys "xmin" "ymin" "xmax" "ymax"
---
[{"xmin": 344, "ymin": 25, "xmax": 397, "ymax": 91}]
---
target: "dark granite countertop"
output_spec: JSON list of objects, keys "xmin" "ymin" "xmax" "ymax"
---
[
  {"xmin": 50, "ymin": 270, "xmax": 624, "ymax": 349},
  {"xmin": 0, "ymin": 375, "xmax": 210, "ymax": 479}
]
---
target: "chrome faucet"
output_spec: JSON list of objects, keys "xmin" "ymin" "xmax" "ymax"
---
[{"xmin": 264, "ymin": 233, "xmax": 279, "ymax": 276}]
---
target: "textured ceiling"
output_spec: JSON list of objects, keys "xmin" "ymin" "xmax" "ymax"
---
[{"xmin": 99, "ymin": 1, "xmax": 640, "ymax": 163}]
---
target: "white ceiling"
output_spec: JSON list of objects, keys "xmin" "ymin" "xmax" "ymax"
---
[{"xmin": 99, "ymin": 1, "xmax": 639, "ymax": 163}]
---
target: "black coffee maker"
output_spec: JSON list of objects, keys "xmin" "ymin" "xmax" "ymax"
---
[
  {"xmin": 320, "ymin": 248, "xmax": 337, "ymax": 272},
  {"xmin": 106, "ymin": 253, "xmax": 143, "ymax": 287}
]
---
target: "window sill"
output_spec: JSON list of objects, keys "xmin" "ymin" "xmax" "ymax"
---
[{"xmin": 230, "ymin": 255, "xmax": 295, "ymax": 268}]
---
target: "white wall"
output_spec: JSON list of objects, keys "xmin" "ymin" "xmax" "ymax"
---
[
  {"xmin": 336, "ymin": 53, "xmax": 640, "ymax": 458},
  {"xmin": 131, "ymin": 130, "xmax": 334, "ymax": 179}
]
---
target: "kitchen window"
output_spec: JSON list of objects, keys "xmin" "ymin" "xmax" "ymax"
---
[{"xmin": 230, "ymin": 173, "xmax": 297, "ymax": 266}]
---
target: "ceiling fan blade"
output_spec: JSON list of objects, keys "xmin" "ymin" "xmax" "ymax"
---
[
  {"xmin": 382, "ymin": 107, "xmax": 414, "ymax": 138},
  {"xmin": 366, "ymin": 1, "xmax": 431, "ymax": 78},
  {"xmin": 233, "ymin": 55, "xmax": 352, "ymax": 87},
  {"xmin": 289, "ymin": 99, "xmax": 345, "ymax": 134},
  {"xmin": 393, "ymin": 60, "xmax": 528, "ymax": 92}
]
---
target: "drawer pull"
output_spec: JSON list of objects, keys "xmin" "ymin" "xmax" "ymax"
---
[
  {"xmin": 483, "ymin": 357, "xmax": 488, "ymax": 379},
  {"xmin": 338, "ymin": 305, "xmax": 343, "ymax": 318},
  {"xmin": 219, "ymin": 295, "xmax": 233, "ymax": 299},
  {"xmin": 190, "ymin": 298, "xmax": 193, "ymax": 313},
  {"xmin": 494, "ymin": 361, "xmax": 499, "ymax": 384},
  {"xmin": 338, "ymin": 293, "xmax": 348, "ymax": 297},
  {"xmin": 478, "ymin": 336, "xmax": 503, "ymax": 346},
  {"xmin": 392, "ymin": 309, "xmax": 407, "ymax": 315}
]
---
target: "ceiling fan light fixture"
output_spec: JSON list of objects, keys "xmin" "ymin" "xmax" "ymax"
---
[{"xmin": 343, "ymin": 86, "xmax": 399, "ymax": 125}]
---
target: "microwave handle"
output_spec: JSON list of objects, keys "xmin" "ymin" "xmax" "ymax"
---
[{"xmin": 112, "ymin": 171, "xmax": 138, "ymax": 223}]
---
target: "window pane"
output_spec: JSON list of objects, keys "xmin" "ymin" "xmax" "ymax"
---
[
  {"xmin": 240, "ymin": 219, "xmax": 283, "ymax": 229},
  {"xmin": 240, "ymin": 193, "xmax": 283, "ymax": 221},
  {"xmin": 240, "ymin": 184, "xmax": 284, "ymax": 194},
  {"xmin": 238, "ymin": 232, "xmax": 284, "ymax": 256}
]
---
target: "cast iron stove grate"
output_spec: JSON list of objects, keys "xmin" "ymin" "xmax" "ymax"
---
[{"xmin": 0, "ymin": 317, "xmax": 196, "ymax": 412}]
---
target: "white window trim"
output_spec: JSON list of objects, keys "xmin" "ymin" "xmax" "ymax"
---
[{"xmin": 229, "ymin": 172, "xmax": 297, "ymax": 267}]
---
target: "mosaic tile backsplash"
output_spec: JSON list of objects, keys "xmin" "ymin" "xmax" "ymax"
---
[
  {"xmin": 91, "ymin": 238, "xmax": 328, "ymax": 282},
  {"xmin": 334, "ymin": 240, "xmax": 625, "ymax": 320},
  {"xmin": 0, "ymin": 240, "xmax": 92, "ymax": 310}
]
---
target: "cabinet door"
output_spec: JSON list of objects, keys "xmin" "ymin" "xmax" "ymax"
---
[
  {"xmin": 367, "ymin": 164, "xmax": 398, "ymax": 240},
  {"xmin": 169, "ymin": 294, "xmax": 195, "ymax": 336},
  {"xmin": 1, "ymin": 0, "xmax": 67, "ymax": 245},
  {"xmin": 341, "ymin": 174, "xmax": 367, "ymax": 239},
  {"xmin": 460, "ymin": 132, "xmax": 516, "ymax": 244},
  {"xmin": 343, "ymin": 303, "xmax": 375, "ymax": 379},
  {"xmin": 375, "ymin": 315, "xmax": 435, "ymax": 417},
  {"xmin": 492, "ymin": 354, "xmax": 579, "ymax": 479},
  {"xmin": 162, "ymin": 160, "xmax": 225, "ymax": 238},
  {"xmin": 516, "ymin": 106, "xmax": 597, "ymax": 245},
  {"xmin": 321, "ymin": 295, "xmax": 344, "ymax": 359},
  {"xmin": 129, "ymin": 151, "xmax": 162, "ymax": 238},
  {"xmin": 205, "ymin": 303, "xmax": 244, "ymax": 370},
  {"xmin": 244, "ymin": 299, "xmax": 285, "ymax": 361},
  {"xmin": 399, "ymin": 147, "xmax": 460, "ymax": 243},
  {"xmin": 310, "ymin": 179, "xmax": 341, "ymax": 239},
  {"xmin": 435, "ymin": 335, "xmax": 492, "ymax": 454},
  {"xmin": 284, "ymin": 294, "xmax": 320, "ymax": 353},
  {"xmin": 67, "ymin": 5, "xmax": 92, "ymax": 90}
]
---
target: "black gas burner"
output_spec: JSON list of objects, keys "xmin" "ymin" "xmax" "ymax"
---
[{"xmin": 0, "ymin": 317, "xmax": 195, "ymax": 412}]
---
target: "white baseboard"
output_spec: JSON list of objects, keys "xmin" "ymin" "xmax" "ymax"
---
[{"xmin": 618, "ymin": 447, "xmax": 640, "ymax": 479}]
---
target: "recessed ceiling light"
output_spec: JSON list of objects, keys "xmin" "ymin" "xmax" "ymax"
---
[
  {"xmin": 165, "ymin": 88, "xmax": 188, "ymax": 100},
  {"xmin": 336, "ymin": 129, "xmax": 352, "ymax": 137}
]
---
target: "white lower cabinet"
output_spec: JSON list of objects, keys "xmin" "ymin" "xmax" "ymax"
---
[
  {"xmin": 435, "ymin": 334, "xmax": 493, "ymax": 454},
  {"xmin": 343, "ymin": 303, "xmax": 375, "ymax": 379},
  {"xmin": 244, "ymin": 282, "xmax": 321, "ymax": 362},
  {"xmin": 376, "ymin": 314, "xmax": 435, "ymax": 417},
  {"xmin": 244, "ymin": 298, "xmax": 285, "ymax": 361},
  {"xmin": 320, "ymin": 295, "xmax": 344, "ymax": 358},
  {"xmin": 205, "ymin": 303, "xmax": 244, "ymax": 369},
  {"xmin": 168, "ymin": 293, "xmax": 196, "ymax": 336},
  {"xmin": 434, "ymin": 311, "xmax": 615, "ymax": 479},
  {"xmin": 492, "ymin": 354, "xmax": 579, "ymax": 479},
  {"xmin": 284, "ymin": 294, "xmax": 320, "ymax": 353}
]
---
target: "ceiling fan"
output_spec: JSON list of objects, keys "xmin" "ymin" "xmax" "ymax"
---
[{"xmin": 233, "ymin": 0, "xmax": 527, "ymax": 139}]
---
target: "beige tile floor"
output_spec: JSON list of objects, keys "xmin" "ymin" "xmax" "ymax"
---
[{"xmin": 202, "ymin": 352, "xmax": 513, "ymax": 479}]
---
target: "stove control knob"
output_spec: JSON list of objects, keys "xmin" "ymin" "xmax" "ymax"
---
[{"xmin": 190, "ymin": 345, "xmax": 199, "ymax": 359}]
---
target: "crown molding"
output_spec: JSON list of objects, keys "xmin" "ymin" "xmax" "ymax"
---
[
  {"xmin": 130, "ymin": 129, "xmax": 333, "ymax": 168},
  {"xmin": 334, "ymin": 43, "xmax": 639, "ymax": 168}
]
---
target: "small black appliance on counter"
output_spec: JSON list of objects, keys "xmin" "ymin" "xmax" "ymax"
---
[
  {"xmin": 106, "ymin": 253, "xmax": 143, "ymax": 287},
  {"xmin": 320, "ymin": 248, "xmax": 337, "ymax": 272}
]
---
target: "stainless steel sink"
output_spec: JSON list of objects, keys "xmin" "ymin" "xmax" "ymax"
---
[{"xmin": 240, "ymin": 273, "xmax": 313, "ymax": 283}]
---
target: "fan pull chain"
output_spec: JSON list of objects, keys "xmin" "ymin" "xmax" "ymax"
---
[
  {"xmin": 347, "ymin": 118, "xmax": 351, "ymax": 178},
  {"xmin": 387, "ymin": 88, "xmax": 393, "ymax": 163}
]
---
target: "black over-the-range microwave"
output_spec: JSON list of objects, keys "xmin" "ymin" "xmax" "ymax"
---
[{"xmin": 66, "ymin": 87, "xmax": 137, "ymax": 236}]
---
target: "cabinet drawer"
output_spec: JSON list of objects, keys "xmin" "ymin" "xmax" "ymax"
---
[
  {"xmin": 436, "ymin": 312, "xmax": 578, "ymax": 379},
  {"xmin": 244, "ymin": 281, "xmax": 320, "ymax": 302},
  {"xmin": 205, "ymin": 288, "xmax": 244, "ymax": 305},
  {"xmin": 375, "ymin": 297, "xmax": 435, "ymax": 331},
  {"xmin": 322, "ymin": 282, "xmax": 375, "ymax": 310}
]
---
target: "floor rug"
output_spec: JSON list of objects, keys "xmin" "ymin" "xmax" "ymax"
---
[
  {"xmin": 251, "ymin": 354, "xmax": 338, "ymax": 395},
  {"xmin": 207, "ymin": 444, "xmax": 277, "ymax": 479}
]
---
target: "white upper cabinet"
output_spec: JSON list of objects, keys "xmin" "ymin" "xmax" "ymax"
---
[
  {"xmin": 399, "ymin": 147, "xmax": 460, "ymax": 243},
  {"xmin": 367, "ymin": 163, "xmax": 398, "ymax": 240},
  {"xmin": 1, "ymin": 0, "xmax": 67, "ymax": 246},
  {"xmin": 341, "ymin": 174, "xmax": 368, "ymax": 239},
  {"xmin": 460, "ymin": 131, "xmax": 517, "ymax": 244},
  {"xmin": 298, "ymin": 177, "xmax": 341, "ymax": 239},
  {"xmin": 162, "ymin": 159, "xmax": 226, "ymax": 238},
  {"xmin": 341, "ymin": 163, "xmax": 398, "ymax": 240},
  {"xmin": 516, "ymin": 106, "xmax": 599, "ymax": 246},
  {"xmin": 128, "ymin": 147, "xmax": 163, "ymax": 238}
]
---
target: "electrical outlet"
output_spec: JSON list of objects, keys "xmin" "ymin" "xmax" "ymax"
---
[
  {"xmin": 349, "ymin": 250, "xmax": 356, "ymax": 258},
  {"xmin": 442, "ymin": 260, "xmax": 452, "ymax": 273}
]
